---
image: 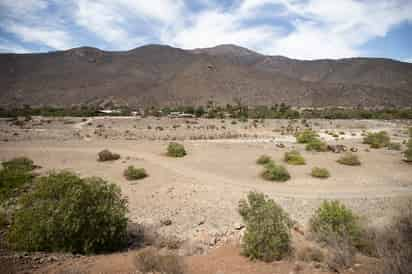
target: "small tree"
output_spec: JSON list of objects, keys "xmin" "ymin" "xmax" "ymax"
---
[
  {"xmin": 8, "ymin": 171, "xmax": 128, "ymax": 254},
  {"xmin": 238, "ymin": 192, "xmax": 292, "ymax": 262},
  {"xmin": 167, "ymin": 142, "xmax": 186, "ymax": 157}
]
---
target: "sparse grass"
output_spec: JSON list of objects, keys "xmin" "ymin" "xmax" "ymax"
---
[
  {"xmin": 97, "ymin": 149, "xmax": 120, "ymax": 161},
  {"xmin": 167, "ymin": 142, "xmax": 187, "ymax": 157},
  {"xmin": 238, "ymin": 192, "xmax": 292, "ymax": 262},
  {"xmin": 123, "ymin": 166, "xmax": 147, "ymax": 181},
  {"xmin": 261, "ymin": 162, "xmax": 290, "ymax": 182},
  {"xmin": 305, "ymin": 139, "xmax": 328, "ymax": 152},
  {"xmin": 337, "ymin": 153, "xmax": 361, "ymax": 166},
  {"xmin": 296, "ymin": 129, "xmax": 318, "ymax": 143},
  {"xmin": 256, "ymin": 155, "xmax": 272, "ymax": 165},
  {"xmin": 284, "ymin": 150, "xmax": 305, "ymax": 165},
  {"xmin": 7, "ymin": 171, "xmax": 128, "ymax": 254},
  {"xmin": 311, "ymin": 167, "xmax": 330, "ymax": 178},
  {"xmin": 134, "ymin": 247, "xmax": 185, "ymax": 274},
  {"xmin": 363, "ymin": 131, "xmax": 390, "ymax": 148}
]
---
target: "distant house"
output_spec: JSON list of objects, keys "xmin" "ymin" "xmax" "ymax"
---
[
  {"xmin": 98, "ymin": 109, "xmax": 121, "ymax": 114},
  {"xmin": 168, "ymin": 112, "xmax": 195, "ymax": 118}
]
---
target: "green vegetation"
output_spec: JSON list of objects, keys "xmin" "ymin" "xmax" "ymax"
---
[
  {"xmin": 284, "ymin": 150, "xmax": 305, "ymax": 165},
  {"xmin": 404, "ymin": 139, "xmax": 412, "ymax": 162},
  {"xmin": 238, "ymin": 192, "xmax": 292, "ymax": 262},
  {"xmin": 0, "ymin": 157, "xmax": 35, "ymax": 202},
  {"xmin": 124, "ymin": 166, "xmax": 148, "ymax": 181},
  {"xmin": 296, "ymin": 129, "xmax": 318, "ymax": 144},
  {"xmin": 166, "ymin": 142, "xmax": 187, "ymax": 158},
  {"xmin": 97, "ymin": 149, "xmax": 120, "ymax": 161},
  {"xmin": 305, "ymin": 139, "xmax": 328, "ymax": 152},
  {"xmin": 256, "ymin": 155, "xmax": 272, "ymax": 165},
  {"xmin": 337, "ymin": 153, "xmax": 361, "ymax": 166},
  {"xmin": 363, "ymin": 131, "xmax": 390, "ymax": 148},
  {"xmin": 0, "ymin": 210, "xmax": 8, "ymax": 229},
  {"xmin": 310, "ymin": 200, "xmax": 362, "ymax": 249},
  {"xmin": 261, "ymin": 162, "xmax": 290, "ymax": 182},
  {"xmin": 311, "ymin": 167, "xmax": 330, "ymax": 178},
  {"xmin": 7, "ymin": 171, "xmax": 128, "ymax": 254},
  {"xmin": 387, "ymin": 142, "xmax": 401, "ymax": 151}
]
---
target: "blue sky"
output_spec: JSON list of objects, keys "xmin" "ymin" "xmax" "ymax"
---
[{"xmin": 0, "ymin": 0, "xmax": 411, "ymax": 61}]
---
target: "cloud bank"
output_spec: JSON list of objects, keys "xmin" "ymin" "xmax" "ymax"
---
[{"xmin": 0, "ymin": 0, "xmax": 411, "ymax": 60}]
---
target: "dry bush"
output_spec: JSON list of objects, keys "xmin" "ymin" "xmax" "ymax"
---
[
  {"xmin": 166, "ymin": 142, "xmax": 187, "ymax": 158},
  {"xmin": 97, "ymin": 149, "xmax": 120, "ymax": 161},
  {"xmin": 261, "ymin": 162, "xmax": 290, "ymax": 182},
  {"xmin": 324, "ymin": 232, "xmax": 356, "ymax": 273},
  {"xmin": 363, "ymin": 131, "xmax": 390, "ymax": 149},
  {"xmin": 373, "ymin": 200, "xmax": 412, "ymax": 274},
  {"xmin": 123, "ymin": 166, "xmax": 148, "ymax": 181},
  {"xmin": 311, "ymin": 167, "xmax": 330, "ymax": 179},
  {"xmin": 256, "ymin": 155, "xmax": 272, "ymax": 165},
  {"xmin": 337, "ymin": 153, "xmax": 361, "ymax": 166},
  {"xmin": 134, "ymin": 247, "xmax": 185, "ymax": 274},
  {"xmin": 284, "ymin": 150, "xmax": 305, "ymax": 165},
  {"xmin": 295, "ymin": 245, "xmax": 324, "ymax": 263}
]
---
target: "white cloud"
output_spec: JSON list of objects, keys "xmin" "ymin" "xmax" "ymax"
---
[{"xmin": 7, "ymin": 24, "xmax": 74, "ymax": 50}]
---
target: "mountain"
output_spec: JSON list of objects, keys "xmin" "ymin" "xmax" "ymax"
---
[{"xmin": 0, "ymin": 44, "xmax": 411, "ymax": 108}]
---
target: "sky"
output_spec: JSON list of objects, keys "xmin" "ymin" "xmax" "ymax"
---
[{"xmin": 0, "ymin": 0, "xmax": 411, "ymax": 61}]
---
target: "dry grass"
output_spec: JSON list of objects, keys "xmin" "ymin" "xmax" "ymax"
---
[{"xmin": 134, "ymin": 247, "xmax": 185, "ymax": 274}]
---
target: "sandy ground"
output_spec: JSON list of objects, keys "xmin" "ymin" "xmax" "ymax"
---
[{"xmin": 1, "ymin": 117, "xmax": 411, "ymax": 257}]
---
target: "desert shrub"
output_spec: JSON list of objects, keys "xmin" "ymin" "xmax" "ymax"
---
[
  {"xmin": 324, "ymin": 232, "xmax": 356, "ymax": 272},
  {"xmin": 97, "ymin": 149, "xmax": 120, "ymax": 161},
  {"xmin": 123, "ymin": 166, "xmax": 147, "ymax": 181},
  {"xmin": 0, "ymin": 209, "xmax": 7, "ymax": 229},
  {"xmin": 7, "ymin": 171, "xmax": 128, "ymax": 254},
  {"xmin": 305, "ymin": 138, "xmax": 328, "ymax": 152},
  {"xmin": 403, "ymin": 139, "xmax": 412, "ymax": 162},
  {"xmin": 238, "ymin": 192, "xmax": 292, "ymax": 262},
  {"xmin": 337, "ymin": 152, "xmax": 361, "ymax": 166},
  {"xmin": 296, "ymin": 129, "xmax": 318, "ymax": 143},
  {"xmin": 256, "ymin": 155, "xmax": 272, "ymax": 165},
  {"xmin": 2, "ymin": 157, "xmax": 35, "ymax": 171},
  {"xmin": 373, "ymin": 199, "xmax": 412, "ymax": 274},
  {"xmin": 167, "ymin": 142, "xmax": 187, "ymax": 157},
  {"xmin": 284, "ymin": 150, "xmax": 305, "ymax": 165},
  {"xmin": 295, "ymin": 245, "xmax": 324, "ymax": 262},
  {"xmin": 261, "ymin": 162, "xmax": 290, "ymax": 182},
  {"xmin": 311, "ymin": 167, "xmax": 330, "ymax": 178},
  {"xmin": 363, "ymin": 131, "xmax": 390, "ymax": 148},
  {"xmin": 0, "ymin": 159, "xmax": 34, "ymax": 202},
  {"xmin": 310, "ymin": 200, "xmax": 362, "ymax": 249},
  {"xmin": 387, "ymin": 142, "xmax": 401, "ymax": 150},
  {"xmin": 134, "ymin": 247, "xmax": 185, "ymax": 274}
]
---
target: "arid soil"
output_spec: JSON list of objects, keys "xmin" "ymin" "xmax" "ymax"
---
[{"xmin": 1, "ymin": 117, "xmax": 411, "ymax": 273}]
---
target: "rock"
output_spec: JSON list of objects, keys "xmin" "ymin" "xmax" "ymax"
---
[
  {"xmin": 276, "ymin": 143, "xmax": 285, "ymax": 148},
  {"xmin": 327, "ymin": 144, "xmax": 347, "ymax": 153},
  {"xmin": 350, "ymin": 147, "xmax": 358, "ymax": 152},
  {"xmin": 233, "ymin": 223, "xmax": 245, "ymax": 230},
  {"xmin": 160, "ymin": 219, "xmax": 172, "ymax": 226}
]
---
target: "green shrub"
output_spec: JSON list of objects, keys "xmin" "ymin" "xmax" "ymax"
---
[
  {"xmin": 310, "ymin": 200, "xmax": 362, "ymax": 249},
  {"xmin": 284, "ymin": 150, "xmax": 305, "ymax": 165},
  {"xmin": 311, "ymin": 167, "xmax": 330, "ymax": 178},
  {"xmin": 7, "ymin": 171, "xmax": 128, "ymax": 254},
  {"xmin": 97, "ymin": 149, "xmax": 120, "ymax": 161},
  {"xmin": 305, "ymin": 139, "xmax": 328, "ymax": 152},
  {"xmin": 261, "ymin": 162, "xmax": 290, "ymax": 182},
  {"xmin": 387, "ymin": 142, "xmax": 401, "ymax": 151},
  {"xmin": 403, "ymin": 139, "xmax": 412, "ymax": 162},
  {"xmin": 124, "ymin": 166, "xmax": 148, "ymax": 181},
  {"xmin": 337, "ymin": 153, "xmax": 361, "ymax": 166},
  {"xmin": 0, "ymin": 162, "xmax": 34, "ymax": 202},
  {"xmin": 256, "ymin": 155, "xmax": 272, "ymax": 165},
  {"xmin": 296, "ymin": 129, "xmax": 318, "ymax": 143},
  {"xmin": 2, "ymin": 157, "xmax": 35, "ymax": 171},
  {"xmin": 0, "ymin": 210, "xmax": 8, "ymax": 229},
  {"xmin": 363, "ymin": 131, "xmax": 390, "ymax": 148},
  {"xmin": 238, "ymin": 192, "xmax": 292, "ymax": 262},
  {"xmin": 167, "ymin": 142, "xmax": 187, "ymax": 157}
]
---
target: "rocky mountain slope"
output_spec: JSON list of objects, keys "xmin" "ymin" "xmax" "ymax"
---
[{"xmin": 0, "ymin": 44, "xmax": 411, "ymax": 108}]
